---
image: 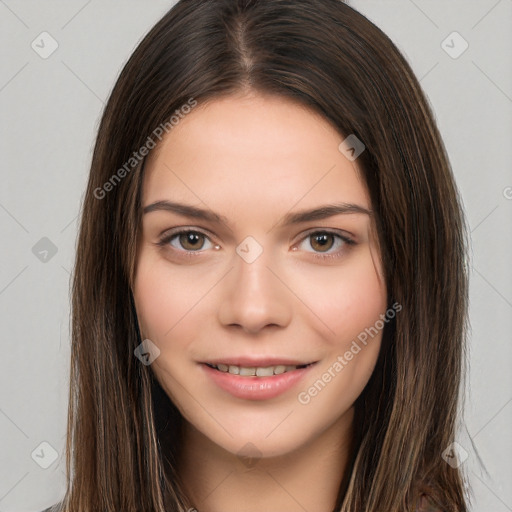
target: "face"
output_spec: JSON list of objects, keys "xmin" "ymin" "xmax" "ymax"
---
[{"xmin": 133, "ymin": 92, "xmax": 387, "ymax": 459}]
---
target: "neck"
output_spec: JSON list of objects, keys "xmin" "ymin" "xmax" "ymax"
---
[{"xmin": 177, "ymin": 406, "xmax": 355, "ymax": 512}]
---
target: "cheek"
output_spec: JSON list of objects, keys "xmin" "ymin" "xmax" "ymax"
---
[
  {"xmin": 292, "ymin": 249, "xmax": 388, "ymax": 415},
  {"xmin": 291, "ymin": 246, "xmax": 387, "ymax": 347},
  {"xmin": 132, "ymin": 250, "xmax": 214, "ymax": 342},
  {"xmin": 132, "ymin": 254, "xmax": 211, "ymax": 408},
  {"xmin": 134, "ymin": 244, "xmax": 387, "ymax": 356}
]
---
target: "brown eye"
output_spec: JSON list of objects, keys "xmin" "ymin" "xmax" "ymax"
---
[
  {"xmin": 309, "ymin": 232, "xmax": 335, "ymax": 252},
  {"xmin": 295, "ymin": 230, "xmax": 355, "ymax": 260},
  {"xmin": 178, "ymin": 231, "xmax": 207, "ymax": 251},
  {"xmin": 159, "ymin": 230, "xmax": 215, "ymax": 252}
]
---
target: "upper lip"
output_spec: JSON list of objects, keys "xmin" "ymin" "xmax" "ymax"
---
[{"xmin": 202, "ymin": 357, "xmax": 317, "ymax": 367}]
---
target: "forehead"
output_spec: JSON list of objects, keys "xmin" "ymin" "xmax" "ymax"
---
[{"xmin": 142, "ymin": 93, "xmax": 370, "ymax": 212}]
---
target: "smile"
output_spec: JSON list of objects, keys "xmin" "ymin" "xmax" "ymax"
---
[
  {"xmin": 201, "ymin": 361, "xmax": 318, "ymax": 400},
  {"xmin": 205, "ymin": 362, "xmax": 312, "ymax": 377}
]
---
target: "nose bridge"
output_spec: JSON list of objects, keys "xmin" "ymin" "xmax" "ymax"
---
[{"xmin": 217, "ymin": 235, "xmax": 291, "ymax": 332}]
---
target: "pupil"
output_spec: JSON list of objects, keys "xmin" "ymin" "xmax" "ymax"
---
[
  {"xmin": 181, "ymin": 232, "xmax": 203, "ymax": 250},
  {"xmin": 312, "ymin": 233, "xmax": 333, "ymax": 252}
]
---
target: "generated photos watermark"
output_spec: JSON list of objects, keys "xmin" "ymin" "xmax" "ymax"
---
[
  {"xmin": 134, "ymin": 338, "xmax": 161, "ymax": 366},
  {"xmin": 94, "ymin": 97, "xmax": 198, "ymax": 200},
  {"xmin": 298, "ymin": 301, "xmax": 402, "ymax": 405}
]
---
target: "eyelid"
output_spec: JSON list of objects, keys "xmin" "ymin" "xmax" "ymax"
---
[
  {"xmin": 293, "ymin": 227, "xmax": 355, "ymax": 245},
  {"xmin": 155, "ymin": 226, "xmax": 356, "ymax": 259},
  {"xmin": 156, "ymin": 226, "xmax": 218, "ymax": 253},
  {"xmin": 157, "ymin": 226, "xmax": 355, "ymax": 243},
  {"xmin": 158, "ymin": 225, "xmax": 216, "ymax": 240}
]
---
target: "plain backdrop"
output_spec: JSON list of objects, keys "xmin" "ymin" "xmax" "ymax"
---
[{"xmin": 0, "ymin": 1, "xmax": 511, "ymax": 511}]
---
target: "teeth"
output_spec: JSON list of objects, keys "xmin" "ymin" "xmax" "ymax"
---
[
  {"xmin": 239, "ymin": 367, "xmax": 256, "ymax": 376},
  {"xmin": 228, "ymin": 365, "xmax": 239, "ymax": 375},
  {"xmin": 256, "ymin": 366, "xmax": 274, "ymax": 377},
  {"xmin": 212, "ymin": 363, "xmax": 305, "ymax": 376}
]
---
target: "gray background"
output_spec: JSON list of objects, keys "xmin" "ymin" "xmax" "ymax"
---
[{"xmin": 0, "ymin": 1, "xmax": 511, "ymax": 511}]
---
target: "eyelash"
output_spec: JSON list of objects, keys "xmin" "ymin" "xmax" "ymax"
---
[{"xmin": 155, "ymin": 227, "xmax": 356, "ymax": 261}]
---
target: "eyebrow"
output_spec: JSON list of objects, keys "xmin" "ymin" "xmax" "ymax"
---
[{"xmin": 143, "ymin": 200, "xmax": 372, "ymax": 228}]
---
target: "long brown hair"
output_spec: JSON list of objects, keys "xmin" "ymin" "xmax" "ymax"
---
[{"xmin": 56, "ymin": 0, "xmax": 470, "ymax": 510}]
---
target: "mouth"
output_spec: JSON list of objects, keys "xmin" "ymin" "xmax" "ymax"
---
[
  {"xmin": 201, "ymin": 360, "xmax": 317, "ymax": 400},
  {"xmin": 204, "ymin": 362, "xmax": 315, "ymax": 377}
]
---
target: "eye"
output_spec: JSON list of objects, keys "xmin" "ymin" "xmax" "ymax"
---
[
  {"xmin": 294, "ymin": 230, "xmax": 355, "ymax": 259},
  {"xmin": 158, "ymin": 229, "xmax": 216, "ymax": 253},
  {"xmin": 155, "ymin": 228, "xmax": 355, "ymax": 261}
]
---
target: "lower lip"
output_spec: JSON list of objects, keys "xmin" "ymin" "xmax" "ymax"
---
[{"xmin": 201, "ymin": 363, "xmax": 316, "ymax": 401}]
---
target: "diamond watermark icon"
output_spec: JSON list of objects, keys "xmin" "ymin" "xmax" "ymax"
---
[
  {"xmin": 134, "ymin": 338, "xmax": 161, "ymax": 366},
  {"xmin": 31, "ymin": 31, "xmax": 59, "ymax": 59},
  {"xmin": 441, "ymin": 31, "xmax": 468, "ymax": 59},
  {"xmin": 338, "ymin": 134, "xmax": 365, "ymax": 161},
  {"xmin": 31, "ymin": 441, "xmax": 58, "ymax": 469},
  {"xmin": 441, "ymin": 441, "xmax": 468, "ymax": 468},
  {"xmin": 236, "ymin": 236, "xmax": 263, "ymax": 264},
  {"xmin": 32, "ymin": 237, "xmax": 58, "ymax": 263},
  {"xmin": 237, "ymin": 442, "xmax": 262, "ymax": 468}
]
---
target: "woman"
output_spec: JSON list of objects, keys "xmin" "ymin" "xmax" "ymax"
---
[{"xmin": 45, "ymin": 0, "xmax": 470, "ymax": 510}]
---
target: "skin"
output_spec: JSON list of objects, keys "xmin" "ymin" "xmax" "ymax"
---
[{"xmin": 132, "ymin": 92, "xmax": 388, "ymax": 512}]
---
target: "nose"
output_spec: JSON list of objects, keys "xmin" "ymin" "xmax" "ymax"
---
[{"xmin": 217, "ymin": 244, "xmax": 292, "ymax": 335}]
